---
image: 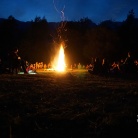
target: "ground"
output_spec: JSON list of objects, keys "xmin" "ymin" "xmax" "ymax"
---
[{"xmin": 0, "ymin": 69, "xmax": 138, "ymax": 138}]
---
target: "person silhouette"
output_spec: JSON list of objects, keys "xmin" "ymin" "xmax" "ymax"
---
[
  {"xmin": 123, "ymin": 51, "xmax": 137, "ymax": 74},
  {"xmin": 9, "ymin": 47, "xmax": 20, "ymax": 74},
  {"xmin": 9, "ymin": 47, "xmax": 27, "ymax": 74}
]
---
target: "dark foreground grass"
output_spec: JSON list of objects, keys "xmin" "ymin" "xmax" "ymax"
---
[{"xmin": 0, "ymin": 70, "xmax": 138, "ymax": 138}]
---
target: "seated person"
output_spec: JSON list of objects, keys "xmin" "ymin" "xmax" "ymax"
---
[{"xmin": 88, "ymin": 57, "xmax": 102, "ymax": 75}]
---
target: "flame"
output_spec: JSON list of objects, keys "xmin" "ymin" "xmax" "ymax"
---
[{"xmin": 55, "ymin": 44, "xmax": 66, "ymax": 72}]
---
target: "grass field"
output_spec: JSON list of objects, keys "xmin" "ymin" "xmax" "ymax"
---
[{"xmin": 0, "ymin": 69, "xmax": 138, "ymax": 138}]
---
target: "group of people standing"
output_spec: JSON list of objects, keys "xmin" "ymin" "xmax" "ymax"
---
[
  {"xmin": 8, "ymin": 47, "xmax": 28, "ymax": 74},
  {"xmin": 0, "ymin": 47, "xmax": 27, "ymax": 74}
]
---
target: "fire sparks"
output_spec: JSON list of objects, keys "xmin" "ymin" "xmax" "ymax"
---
[{"xmin": 52, "ymin": 1, "xmax": 67, "ymax": 72}]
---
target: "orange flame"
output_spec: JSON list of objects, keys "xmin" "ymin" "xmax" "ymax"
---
[{"xmin": 55, "ymin": 44, "xmax": 66, "ymax": 72}]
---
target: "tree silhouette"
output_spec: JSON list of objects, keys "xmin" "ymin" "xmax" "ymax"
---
[
  {"xmin": 0, "ymin": 11, "xmax": 138, "ymax": 64},
  {"xmin": 83, "ymin": 26, "xmax": 120, "ymax": 62},
  {"xmin": 118, "ymin": 9, "xmax": 138, "ymax": 58},
  {"xmin": 126, "ymin": 9, "xmax": 135, "ymax": 23}
]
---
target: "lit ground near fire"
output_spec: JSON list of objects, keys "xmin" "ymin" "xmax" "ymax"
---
[{"xmin": 0, "ymin": 70, "xmax": 138, "ymax": 137}]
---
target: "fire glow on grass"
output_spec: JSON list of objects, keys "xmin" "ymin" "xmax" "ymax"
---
[{"xmin": 55, "ymin": 44, "xmax": 66, "ymax": 72}]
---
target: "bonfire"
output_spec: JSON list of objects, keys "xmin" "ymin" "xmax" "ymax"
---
[{"xmin": 52, "ymin": 43, "xmax": 66, "ymax": 72}]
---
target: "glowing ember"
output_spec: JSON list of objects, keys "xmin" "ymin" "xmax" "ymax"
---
[{"xmin": 55, "ymin": 44, "xmax": 66, "ymax": 72}]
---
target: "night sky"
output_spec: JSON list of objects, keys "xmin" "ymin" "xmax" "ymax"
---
[{"xmin": 0, "ymin": 0, "xmax": 138, "ymax": 24}]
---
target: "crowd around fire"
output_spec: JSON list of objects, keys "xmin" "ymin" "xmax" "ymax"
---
[{"xmin": 0, "ymin": 46, "xmax": 138, "ymax": 78}]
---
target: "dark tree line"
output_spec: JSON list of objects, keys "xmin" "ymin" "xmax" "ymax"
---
[{"xmin": 0, "ymin": 10, "xmax": 138, "ymax": 65}]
